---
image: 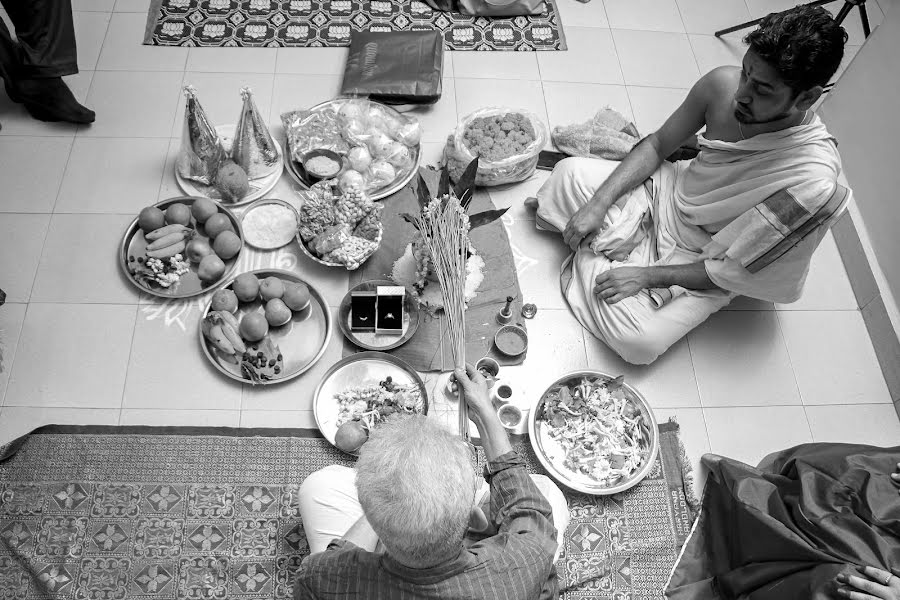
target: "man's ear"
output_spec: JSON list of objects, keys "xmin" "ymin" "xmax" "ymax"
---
[{"xmin": 796, "ymin": 85, "xmax": 824, "ymax": 111}]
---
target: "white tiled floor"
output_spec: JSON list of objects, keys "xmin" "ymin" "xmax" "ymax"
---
[{"xmin": 1, "ymin": 0, "xmax": 898, "ymax": 484}]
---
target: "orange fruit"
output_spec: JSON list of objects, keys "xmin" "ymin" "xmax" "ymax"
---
[
  {"xmin": 282, "ymin": 283, "xmax": 311, "ymax": 311},
  {"xmin": 138, "ymin": 206, "xmax": 165, "ymax": 233},
  {"xmin": 191, "ymin": 197, "xmax": 218, "ymax": 223},
  {"xmin": 232, "ymin": 273, "xmax": 260, "ymax": 303},
  {"xmin": 265, "ymin": 298, "xmax": 292, "ymax": 326},
  {"xmin": 212, "ymin": 230, "xmax": 242, "ymax": 260},
  {"xmin": 335, "ymin": 421, "xmax": 368, "ymax": 453},
  {"xmin": 239, "ymin": 312, "xmax": 269, "ymax": 342},
  {"xmin": 210, "ymin": 289, "xmax": 238, "ymax": 313},
  {"xmin": 204, "ymin": 213, "xmax": 233, "ymax": 240},
  {"xmin": 259, "ymin": 277, "xmax": 284, "ymax": 301},
  {"xmin": 165, "ymin": 203, "xmax": 192, "ymax": 226}
]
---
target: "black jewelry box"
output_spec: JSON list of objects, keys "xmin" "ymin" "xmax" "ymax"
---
[
  {"xmin": 376, "ymin": 286, "xmax": 405, "ymax": 335},
  {"xmin": 350, "ymin": 290, "xmax": 377, "ymax": 332}
]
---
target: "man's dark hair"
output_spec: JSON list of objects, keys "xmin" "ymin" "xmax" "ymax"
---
[{"xmin": 744, "ymin": 5, "xmax": 848, "ymax": 93}]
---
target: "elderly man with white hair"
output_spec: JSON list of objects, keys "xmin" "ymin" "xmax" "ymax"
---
[{"xmin": 294, "ymin": 365, "xmax": 569, "ymax": 599}]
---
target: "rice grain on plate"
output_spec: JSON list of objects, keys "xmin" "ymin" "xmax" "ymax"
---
[{"xmin": 243, "ymin": 204, "xmax": 298, "ymax": 249}]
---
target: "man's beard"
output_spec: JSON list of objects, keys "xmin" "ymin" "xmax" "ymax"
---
[{"xmin": 734, "ymin": 105, "xmax": 794, "ymax": 125}]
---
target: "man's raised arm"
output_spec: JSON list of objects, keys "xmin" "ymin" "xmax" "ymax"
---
[{"xmin": 562, "ymin": 71, "xmax": 715, "ymax": 250}]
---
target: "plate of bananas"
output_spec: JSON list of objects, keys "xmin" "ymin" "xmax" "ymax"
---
[
  {"xmin": 198, "ymin": 269, "xmax": 333, "ymax": 385},
  {"xmin": 119, "ymin": 196, "xmax": 244, "ymax": 299}
]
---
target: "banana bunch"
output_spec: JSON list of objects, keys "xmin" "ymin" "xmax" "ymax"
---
[
  {"xmin": 145, "ymin": 224, "xmax": 194, "ymax": 259},
  {"xmin": 202, "ymin": 310, "xmax": 246, "ymax": 356}
]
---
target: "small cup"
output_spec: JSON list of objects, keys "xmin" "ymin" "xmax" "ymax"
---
[
  {"xmin": 492, "ymin": 383, "xmax": 514, "ymax": 407},
  {"xmin": 476, "ymin": 357, "xmax": 500, "ymax": 389},
  {"xmin": 497, "ymin": 404, "xmax": 524, "ymax": 431}
]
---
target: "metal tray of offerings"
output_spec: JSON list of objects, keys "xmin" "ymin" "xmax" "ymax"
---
[
  {"xmin": 313, "ymin": 351, "xmax": 428, "ymax": 454},
  {"xmin": 199, "ymin": 269, "xmax": 332, "ymax": 385},
  {"xmin": 528, "ymin": 371, "xmax": 660, "ymax": 495},
  {"xmin": 119, "ymin": 196, "xmax": 244, "ymax": 299},
  {"xmin": 281, "ymin": 98, "xmax": 422, "ymax": 201}
]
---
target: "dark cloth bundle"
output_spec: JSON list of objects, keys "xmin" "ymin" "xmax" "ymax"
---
[
  {"xmin": 341, "ymin": 31, "xmax": 443, "ymax": 105},
  {"xmin": 666, "ymin": 443, "xmax": 900, "ymax": 600}
]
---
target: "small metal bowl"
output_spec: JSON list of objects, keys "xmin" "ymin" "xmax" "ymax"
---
[
  {"xmin": 494, "ymin": 324, "xmax": 528, "ymax": 357},
  {"xmin": 301, "ymin": 149, "xmax": 343, "ymax": 180}
]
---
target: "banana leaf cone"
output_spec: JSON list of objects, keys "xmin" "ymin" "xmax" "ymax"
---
[
  {"xmin": 176, "ymin": 85, "xmax": 225, "ymax": 185},
  {"xmin": 232, "ymin": 86, "xmax": 279, "ymax": 179}
]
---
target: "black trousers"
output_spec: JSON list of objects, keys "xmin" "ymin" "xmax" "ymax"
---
[{"xmin": 0, "ymin": 0, "xmax": 78, "ymax": 80}]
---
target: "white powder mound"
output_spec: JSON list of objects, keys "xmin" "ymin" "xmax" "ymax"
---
[
  {"xmin": 391, "ymin": 244, "xmax": 485, "ymax": 311},
  {"xmin": 243, "ymin": 203, "xmax": 298, "ymax": 249}
]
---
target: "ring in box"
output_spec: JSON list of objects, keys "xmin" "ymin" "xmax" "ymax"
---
[
  {"xmin": 350, "ymin": 290, "xmax": 377, "ymax": 332},
  {"xmin": 376, "ymin": 286, "xmax": 405, "ymax": 335}
]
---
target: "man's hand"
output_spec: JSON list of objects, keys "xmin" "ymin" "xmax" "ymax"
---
[
  {"xmin": 594, "ymin": 267, "xmax": 650, "ymax": 304},
  {"xmin": 454, "ymin": 365, "xmax": 512, "ymax": 461},
  {"xmin": 835, "ymin": 566, "xmax": 900, "ymax": 600},
  {"xmin": 453, "ymin": 365, "xmax": 493, "ymax": 420},
  {"xmin": 563, "ymin": 199, "xmax": 609, "ymax": 251}
]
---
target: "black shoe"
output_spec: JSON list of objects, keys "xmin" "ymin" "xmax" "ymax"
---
[{"xmin": 10, "ymin": 77, "xmax": 95, "ymax": 124}]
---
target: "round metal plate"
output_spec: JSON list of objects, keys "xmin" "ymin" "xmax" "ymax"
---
[
  {"xmin": 176, "ymin": 124, "xmax": 284, "ymax": 208},
  {"xmin": 199, "ymin": 269, "xmax": 332, "ymax": 385},
  {"xmin": 313, "ymin": 351, "xmax": 428, "ymax": 454},
  {"xmin": 527, "ymin": 371, "xmax": 660, "ymax": 496},
  {"xmin": 337, "ymin": 280, "xmax": 420, "ymax": 352},
  {"xmin": 240, "ymin": 198, "xmax": 300, "ymax": 251},
  {"xmin": 294, "ymin": 189, "xmax": 383, "ymax": 270},
  {"xmin": 281, "ymin": 98, "xmax": 422, "ymax": 201},
  {"xmin": 119, "ymin": 196, "xmax": 244, "ymax": 299}
]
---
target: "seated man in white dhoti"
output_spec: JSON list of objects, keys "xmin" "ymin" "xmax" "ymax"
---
[{"xmin": 532, "ymin": 5, "xmax": 851, "ymax": 364}]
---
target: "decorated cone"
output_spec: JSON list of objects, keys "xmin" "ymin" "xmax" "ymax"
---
[
  {"xmin": 177, "ymin": 85, "xmax": 225, "ymax": 185},
  {"xmin": 232, "ymin": 86, "xmax": 279, "ymax": 179}
]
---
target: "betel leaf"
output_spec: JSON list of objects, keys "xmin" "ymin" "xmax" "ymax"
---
[
  {"xmin": 468, "ymin": 208, "xmax": 509, "ymax": 230},
  {"xmin": 400, "ymin": 213, "xmax": 420, "ymax": 230},
  {"xmin": 437, "ymin": 166, "xmax": 451, "ymax": 199},
  {"xmin": 416, "ymin": 173, "xmax": 432, "ymax": 210},
  {"xmin": 454, "ymin": 157, "xmax": 479, "ymax": 209}
]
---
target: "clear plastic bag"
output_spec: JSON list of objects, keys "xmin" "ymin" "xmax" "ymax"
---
[
  {"xmin": 280, "ymin": 108, "xmax": 350, "ymax": 161},
  {"xmin": 444, "ymin": 106, "xmax": 548, "ymax": 187}
]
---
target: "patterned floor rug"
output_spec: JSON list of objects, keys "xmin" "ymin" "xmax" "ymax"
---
[
  {"xmin": 142, "ymin": 0, "xmax": 566, "ymax": 51},
  {"xmin": 0, "ymin": 423, "xmax": 694, "ymax": 599}
]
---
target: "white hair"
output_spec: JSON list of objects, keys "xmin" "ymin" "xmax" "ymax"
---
[{"xmin": 355, "ymin": 415, "xmax": 477, "ymax": 567}]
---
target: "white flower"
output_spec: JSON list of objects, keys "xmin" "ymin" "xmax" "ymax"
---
[
  {"xmin": 331, "ymin": 0, "xmax": 351, "ymax": 11},
  {"xmin": 371, "ymin": 0, "xmax": 391, "ymax": 13},
  {"xmin": 494, "ymin": 28, "xmax": 513, "ymax": 42},
  {"xmin": 329, "ymin": 24, "xmax": 350, "ymax": 38},
  {"xmin": 249, "ymin": 0, "xmax": 271, "ymax": 9},
  {"xmin": 168, "ymin": 0, "xmax": 190, "ymax": 7},
  {"xmin": 290, "ymin": 0, "xmax": 311, "ymax": 10},
  {"xmin": 210, "ymin": 0, "xmax": 229, "ymax": 8}
]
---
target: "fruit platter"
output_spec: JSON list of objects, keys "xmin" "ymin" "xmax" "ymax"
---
[
  {"xmin": 527, "ymin": 371, "xmax": 659, "ymax": 495},
  {"xmin": 295, "ymin": 180, "xmax": 383, "ymax": 270},
  {"xmin": 281, "ymin": 98, "xmax": 422, "ymax": 201},
  {"xmin": 120, "ymin": 196, "xmax": 244, "ymax": 299},
  {"xmin": 313, "ymin": 352, "xmax": 427, "ymax": 454},
  {"xmin": 199, "ymin": 269, "xmax": 332, "ymax": 385}
]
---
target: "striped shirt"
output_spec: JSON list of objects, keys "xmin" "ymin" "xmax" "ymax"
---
[{"xmin": 294, "ymin": 451, "xmax": 559, "ymax": 599}]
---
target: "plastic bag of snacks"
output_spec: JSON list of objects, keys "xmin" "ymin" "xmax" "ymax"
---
[
  {"xmin": 280, "ymin": 108, "xmax": 350, "ymax": 161},
  {"xmin": 444, "ymin": 107, "xmax": 548, "ymax": 187}
]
